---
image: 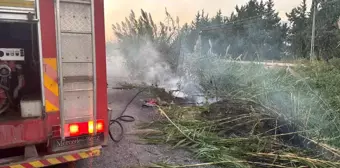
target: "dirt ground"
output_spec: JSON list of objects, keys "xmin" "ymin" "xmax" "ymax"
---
[{"xmin": 75, "ymin": 88, "xmax": 202, "ymax": 168}]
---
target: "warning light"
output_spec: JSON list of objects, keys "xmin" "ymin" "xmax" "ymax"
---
[
  {"xmin": 57, "ymin": 120, "xmax": 105, "ymax": 137},
  {"xmin": 88, "ymin": 121, "xmax": 94, "ymax": 134},
  {"xmin": 88, "ymin": 120, "xmax": 104, "ymax": 134},
  {"xmin": 97, "ymin": 121, "xmax": 104, "ymax": 132},
  {"xmin": 69, "ymin": 124, "xmax": 79, "ymax": 135}
]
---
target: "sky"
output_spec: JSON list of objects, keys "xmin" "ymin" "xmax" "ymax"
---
[{"xmin": 104, "ymin": 0, "xmax": 312, "ymax": 41}]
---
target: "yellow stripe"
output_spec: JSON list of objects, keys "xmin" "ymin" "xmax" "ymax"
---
[
  {"xmin": 29, "ymin": 161, "xmax": 45, "ymax": 167},
  {"xmin": 63, "ymin": 155, "xmax": 76, "ymax": 162},
  {"xmin": 46, "ymin": 158, "xmax": 62, "ymax": 165},
  {"xmin": 43, "ymin": 58, "xmax": 59, "ymax": 113},
  {"xmin": 6, "ymin": 150, "xmax": 100, "ymax": 168},
  {"xmin": 0, "ymin": 0, "xmax": 34, "ymax": 8},
  {"xmin": 78, "ymin": 152, "xmax": 90, "ymax": 158},
  {"xmin": 91, "ymin": 149, "xmax": 101, "ymax": 156},
  {"xmin": 45, "ymin": 100, "xmax": 59, "ymax": 112},
  {"xmin": 9, "ymin": 165, "xmax": 25, "ymax": 168},
  {"xmin": 44, "ymin": 58, "xmax": 57, "ymax": 71},
  {"xmin": 43, "ymin": 74, "xmax": 59, "ymax": 96}
]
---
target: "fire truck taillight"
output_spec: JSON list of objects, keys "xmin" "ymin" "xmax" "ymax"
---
[
  {"xmin": 69, "ymin": 124, "xmax": 80, "ymax": 135},
  {"xmin": 88, "ymin": 120, "xmax": 105, "ymax": 134},
  {"xmin": 52, "ymin": 120, "xmax": 105, "ymax": 138}
]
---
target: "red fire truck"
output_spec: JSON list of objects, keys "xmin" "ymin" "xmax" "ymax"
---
[{"xmin": 0, "ymin": 0, "xmax": 108, "ymax": 167}]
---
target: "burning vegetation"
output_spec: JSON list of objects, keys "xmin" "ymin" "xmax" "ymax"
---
[
  {"xmin": 131, "ymin": 63, "xmax": 340, "ymax": 167},
  {"xmin": 107, "ymin": 0, "xmax": 340, "ymax": 167}
]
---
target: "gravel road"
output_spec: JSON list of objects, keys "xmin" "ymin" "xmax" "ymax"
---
[{"xmin": 73, "ymin": 87, "xmax": 201, "ymax": 168}]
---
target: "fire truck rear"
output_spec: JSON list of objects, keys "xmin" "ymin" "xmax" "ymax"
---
[{"xmin": 0, "ymin": 0, "xmax": 108, "ymax": 167}]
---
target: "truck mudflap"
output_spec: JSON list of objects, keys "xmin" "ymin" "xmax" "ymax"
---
[{"xmin": 0, "ymin": 146, "xmax": 101, "ymax": 168}]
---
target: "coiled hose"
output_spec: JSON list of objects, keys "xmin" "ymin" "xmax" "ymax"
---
[{"xmin": 108, "ymin": 89, "xmax": 145, "ymax": 142}]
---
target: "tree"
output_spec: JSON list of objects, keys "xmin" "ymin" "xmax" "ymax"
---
[
  {"xmin": 286, "ymin": 0, "xmax": 309, "ymax": 58},
  {"xmin": 261, "ymin": 0, "xmax": 287, "ymax": 60},
  {"xmin": 313, "ymin": 0, "xmax": 340, "ymax": 60},
  {"xmin": 224, "ymin": 0, "xmax": 287, "ymax": 60},
  {"xmin": 112, "ymin": 0, "xmax": 340, "ymax": 64}
]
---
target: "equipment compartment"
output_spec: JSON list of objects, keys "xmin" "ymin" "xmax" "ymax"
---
[{"xmin": 0, "ymin": 22, "xmax": 42, "ymax": 121}]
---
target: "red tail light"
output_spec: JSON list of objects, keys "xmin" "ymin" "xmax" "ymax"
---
[
  {"xmin": 97, "ymin": 121, "xmax": 104, "ymax": 132},
  {"xmin": 52, "ymin": 120, "xmax": 105, "ymax": 138},
  {"xmin": 69, "ymin": 124, "xmax": 80, "ymax": 135},
  {"xmin": 88, "ymin": 120, "xmax": 105, "ymax": 134}
]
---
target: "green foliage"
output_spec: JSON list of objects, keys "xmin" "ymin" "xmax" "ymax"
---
[
  {"xmin": 286, "ymin": 0, "xmax": 309, "ymax": 58},
  {"xmin": 184, "ymin": 0, "xmax": 288, "ymax": 60},
  {"xmin": 329, "ymin": 57, "xmax": 340, "ymax": 69},
  {"xmin": 298, "ymin": 60, "xmax": 340, "ymax": 112},
  {"xmin": 112, "ymin": 0, "xmax": 340, "ymax": 65},
  {"xmin": 196, "ymin": 60, "xmax": 340, "ymax": 147},
  {"xmin": 314, "ymin": 0, "xmax": 340, "ymax": 60}
]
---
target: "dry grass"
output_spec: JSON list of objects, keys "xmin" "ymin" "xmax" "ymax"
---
[
  {"xmin": 136, "ymin": 60, "xmax": 340, "ymax": 167},
  {"xmin": 138, "ymin": 103, "xmax": 340, "ymax": 167}
]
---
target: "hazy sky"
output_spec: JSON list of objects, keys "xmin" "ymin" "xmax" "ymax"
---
[{"xmin": 104, "ymin": 0, "xmax": 312, "ymax": 41}]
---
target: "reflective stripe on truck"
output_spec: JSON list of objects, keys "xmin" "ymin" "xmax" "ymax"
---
[
  {"xmin": 0, "ymin": 146, "xmax": 101, "ymax": 168},
  {"xmin": 0, "ymin": 0, "xmax": 34, "ymax": 8},
  {"xmin": 43, "ymin": 58, "xmax": 59, "ymax": 112}
]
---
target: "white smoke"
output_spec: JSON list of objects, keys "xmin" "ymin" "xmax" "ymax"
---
[
  {"xmin": 106, "ymin": 40, "xmax": 179, "ymax": 88},
  {"xmin": 106, "ymin": 34, "xmax": 228, "ymax": 106},
  {"xmin": 106, "ymin": 37, "xmax": 207, "ymax": 103}
]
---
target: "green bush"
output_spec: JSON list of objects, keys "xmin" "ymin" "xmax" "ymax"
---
[{"xmin": 191, "ymin": 59, "xmax": 340, "ymax": 147}]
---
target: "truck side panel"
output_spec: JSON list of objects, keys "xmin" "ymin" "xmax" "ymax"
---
[
  {"xmin": 0, "ymin": 0, "xmax": 108, "ymax": 149},
  {"xmin": 40, "ymin": 0, "xmax": 60, "ymax": 131},
  {"xmin": 0, "ymin": 119, "xmax": 45, "ymax": 149},
  {"xmin": 0, "ymin": 0, "xmax": 55, "ymax": 149},
  {"xmin": 41, "ymin": 0, "xmax": 108, "ymax": 134},
  {"xmin": 94, "ymin": 0, "xmax": 108, "ymax": 141}
]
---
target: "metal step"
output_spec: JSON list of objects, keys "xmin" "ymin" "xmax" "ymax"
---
[
  {"xmin": 63, "ymin": 76, "xmax": 94, "ymax": 83},
  {"xmin": 64, "ymin": 88, "xmax": 93, "ymax": 92},
  {"xmin": 62, "ymin": 61, "xmax": 94, "ymax": 63},
  {"xmin": 60, "ymin": 0, "xmax": 91, "ymax": 4},
  {"xmin": 61, "ymin": 30, "xmax": 92, "ymax": 34}
]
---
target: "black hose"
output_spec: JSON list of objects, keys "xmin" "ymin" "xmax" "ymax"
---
[{"xmin": 108, "ymin": 89, "xmax": 145, "ymax": 142}]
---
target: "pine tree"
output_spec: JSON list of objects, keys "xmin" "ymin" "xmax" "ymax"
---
[
  {"xmin": 211, "ymin": 10, "xmax": 223, "ymax": 26},
  {"xmin": 286, "ymin": 0, "xmax": 309, "ymax": 58},
  {"xmin": 261, "ymin": 0, "xmax": 287, "ymax": 60}
]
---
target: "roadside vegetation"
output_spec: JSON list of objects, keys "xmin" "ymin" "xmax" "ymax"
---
[
  {"xmin": 108, "ymin": 0, "xmax": 340, "ymax": 167},
  {"xmin": 138, "ymin": 60, "xmax": 340, "ymax": 167}
]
